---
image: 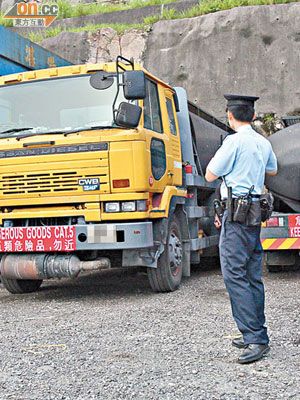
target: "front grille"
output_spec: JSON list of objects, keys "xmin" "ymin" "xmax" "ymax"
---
[
  {"xmin": 0, "ymin": 170, "xmax": 109, "ymax": 196},
  {"xmin": 5, "ymin": 216, "xmax": 77, "ymax": 227}
]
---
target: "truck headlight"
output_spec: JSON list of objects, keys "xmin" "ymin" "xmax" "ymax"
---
[
  {"xmin": 121, "ymin": 201, "xmax": 136, "ymax": 212},
  {"xmin": 105, "ymin": 202, "xmax": 120, "ymax": 213}
]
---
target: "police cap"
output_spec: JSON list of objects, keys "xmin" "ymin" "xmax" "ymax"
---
[{"xmin": 224, "ymin": 94, "xmax": 259, "ymax": 108}]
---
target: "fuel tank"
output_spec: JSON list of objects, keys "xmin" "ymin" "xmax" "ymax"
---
[{"xmin": 265, "ymin": 123, "xmax": 300, "ymax": 210}]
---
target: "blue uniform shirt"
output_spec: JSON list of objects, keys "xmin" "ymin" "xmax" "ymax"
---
[{"xmin": 207, "ymin": 124, "xmax": 278, "ymax": 199}]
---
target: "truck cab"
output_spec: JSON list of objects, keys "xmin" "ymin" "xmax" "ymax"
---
[{"xmin": 0, "ymin": 56, "xmax": 227, "ymax": 294}]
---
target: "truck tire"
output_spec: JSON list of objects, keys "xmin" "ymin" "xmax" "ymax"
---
[
  {"xmin": 1, "ymin": 278, "xmax": 43, "ymax": 294},
  {"xmin": 147, "ymin": 216, "xmax": 183, "ymax": 292}
]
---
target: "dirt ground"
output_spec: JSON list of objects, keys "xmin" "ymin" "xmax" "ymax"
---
[{"xmin": 0, "ymin": 264, "xmax": 299, "ymax": 399}]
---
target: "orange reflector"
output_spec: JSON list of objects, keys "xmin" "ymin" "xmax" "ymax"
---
[{"xmin": 113, "ymin": 179, "xmax": 130, "ymax": 188}]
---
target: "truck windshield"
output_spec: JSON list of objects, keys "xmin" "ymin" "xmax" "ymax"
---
[{"xmin": 0, "ymin": 74, "xmax": 128, "ymax": 137}]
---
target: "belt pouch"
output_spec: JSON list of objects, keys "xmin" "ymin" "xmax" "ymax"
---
[
  {"xmin": 260, "ymin": 193, "xmax": 274, "ymax": 222},
  {"xmin": 233, "ymin": 197, "xmax": 250, "ymax": 223},
  {"xmin": 246, "ymin": 201, "xmax": 261, "ymax": 226}
]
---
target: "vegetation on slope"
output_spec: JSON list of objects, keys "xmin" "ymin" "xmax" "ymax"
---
[{"xmin": 0, "ymin": 0, "xmax": 299, "ymax": 40}]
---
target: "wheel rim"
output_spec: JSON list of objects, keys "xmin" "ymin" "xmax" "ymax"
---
[{"xmin": 168, "ymin": 231, "xmax": 182, "ymax": 276}]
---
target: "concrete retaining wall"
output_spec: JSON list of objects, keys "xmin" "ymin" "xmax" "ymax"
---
[{"xmin": 39, "ymin": 3, "xmax": 300, "ymax": 119}]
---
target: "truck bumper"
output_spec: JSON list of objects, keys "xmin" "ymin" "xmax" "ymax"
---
[
  {"xmin": 76, "ymin": 222, "xmax": 153, "ymax": 250},
  {"xmin": 0, "ymin": 222, "xmax": 153, "ymax": 252}
]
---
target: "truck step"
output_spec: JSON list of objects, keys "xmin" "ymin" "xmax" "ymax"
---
[
  {"xmin": 185, "ymin": 174, "xmax": 217, "ymax": 189},
  {"xmin": 190, "ymin": 235, "xmax": 220, "ymax": 250},
  {"xmin": 187, "ymin": 206, "xmax": 213, "ymax": 219}
]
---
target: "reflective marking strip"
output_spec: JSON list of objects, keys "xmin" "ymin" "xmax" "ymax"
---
[
  {"xmin": 261, "ymin": 238, "xmax": 277, "ymax": 249},
  {"xmin": 278, "ymin": 238, "xmax": 298, "ymax": 249},
  {"xmin": 261, "ymin": 238, "xmax": 300, "ymax": 250},
  {"xmin": 266, "ymin": 238, "xmax": 287, "ymax": 250}
]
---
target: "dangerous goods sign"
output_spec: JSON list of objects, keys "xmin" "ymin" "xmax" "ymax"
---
[
  {"xmin": 288, "ymin": 215, "xmax": 300, "ymax": 238},
  {"xmin": 0, "ymin": 226, "xmax": 76, "ymax": 252}
]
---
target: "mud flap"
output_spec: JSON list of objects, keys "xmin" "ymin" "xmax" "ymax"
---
[
  {"xmin": 182, "ymin": 240, "xmax": 191, "ymax": 277},
  {"xmin": 174, "ymin": 208, "xmax": 191, "ymax": 277}
]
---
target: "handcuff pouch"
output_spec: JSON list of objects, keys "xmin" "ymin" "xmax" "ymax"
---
[
  {"xmin": 246, "ymin": 201, "xmax": 262, "ymax": 226},
  {"xmin": 233, "ymin": 197, "xmax": 250, "ymax": 223}
]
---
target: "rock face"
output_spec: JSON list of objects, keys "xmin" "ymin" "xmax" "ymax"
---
[
  {"xmin": 144, "ymin": 3, "xmax": 300, "ymax": 119},
  {"xmin": 88, "ymin": 28, "xmax": 147, "ymax": 65},
  {"xmin": 39, "ymin": 3, "xmax": 300, "ymax": 119},
  {"xmin": 0, "ymin": 0, "xmax": 15, "ymax": 13},
  {"xmin": 40, "ymin": 28, "xmax": 147, "ymax": 66},
  {"xmin": 40, "ymin": 31, "xmax": 90, "ymax": 65}
]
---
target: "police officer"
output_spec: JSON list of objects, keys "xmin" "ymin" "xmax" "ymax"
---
[{"xmin": 205, "ymin": 94, "xmax": 278, "ymax": 364}]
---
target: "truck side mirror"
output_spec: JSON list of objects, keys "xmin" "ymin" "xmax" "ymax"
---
[
  {"xmin": 89, "ymin": 71, "xmax": 114, "ymax": 90},
  {"xmin": 115, "ymin": 102, "xmax": 142, "ymax": 128},
  {"xmin": 123, "ymin": 71, "xmax": 146, "ymax": 100}
]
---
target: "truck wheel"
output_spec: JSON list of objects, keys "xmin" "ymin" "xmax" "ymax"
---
[
  {"xmin": 147, "ymin": 216, "xmax": 183, "ymax": 292},
  {"xmin": 1, "ymin": 278, "xmax": 43, "ymax": 294}
]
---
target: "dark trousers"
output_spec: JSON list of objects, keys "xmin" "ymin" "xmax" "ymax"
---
[{"xmin": 219, "ymin": 212, "xmax": 269, "ymax": 345}]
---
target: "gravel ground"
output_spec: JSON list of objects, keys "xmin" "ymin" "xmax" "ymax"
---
[{"xmin": 0, "ymin": 264, "xmax": 299, "ymax": 400}]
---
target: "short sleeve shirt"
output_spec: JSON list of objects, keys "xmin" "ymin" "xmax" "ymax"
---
[{"xmin": 207, "ymin": 124, "xmax": 277, "ymax": 199}]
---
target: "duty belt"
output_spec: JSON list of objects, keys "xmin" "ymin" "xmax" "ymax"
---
[{"xmin": 221, "ymin": 196, "xmax": 261, "ymax": 210}]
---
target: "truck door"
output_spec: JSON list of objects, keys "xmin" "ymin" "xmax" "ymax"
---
[
  {"xmin": 164, "ymin": 90, "xmax": 182, "ymax": 186},
  {"xmin": 143, "ymin": 78, "xmax": 172, "ymax": 192}
]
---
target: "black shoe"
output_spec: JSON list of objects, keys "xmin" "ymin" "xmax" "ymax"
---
[
  {"xmin": 232, "ymin": 337, "xmax": 247, "ymax": 349},
  {"xmin": 238, "ymin": 344, "xmax": 270, "ymax": 364}
]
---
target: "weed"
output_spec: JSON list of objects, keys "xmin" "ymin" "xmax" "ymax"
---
[
  {"xmin": 143, "ymin": 15, "xmax": 161, "ymax": 25},
  {"xmin": 26, "ymin": 22, "xmax": 148, "ymax": 42},
  {"xmin": 56, "ymin": 0, "xmax": 180, "ymax": 20},
  {"xmin": 0, "ymin": 13, "xmax": 13, "ymax": 27},
  {"xmin": 1, "ymin": 0, "xmax": 299, "ymax": 41}
]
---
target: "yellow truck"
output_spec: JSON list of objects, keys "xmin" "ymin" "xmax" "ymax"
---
[{"xmin": 0, "ymin": 56, "xmax": 229, "ymax": 294}]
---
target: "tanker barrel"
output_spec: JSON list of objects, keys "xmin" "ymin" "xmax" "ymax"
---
[
  {"xmin": 266, "ymin": 122, "xmax": 300, "ymax": 211},
  {"xmin": 188, "ymin": 102, "xmax": 231, "ymax": 173},
  {"xmin": 174, "ymin": 88, "xmax": 231, "ymax": 176}
]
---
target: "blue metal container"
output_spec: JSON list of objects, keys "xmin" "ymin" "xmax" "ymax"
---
[{"xmin": 0, "ymin": 26, "xmax": 72, "ymax": 75}]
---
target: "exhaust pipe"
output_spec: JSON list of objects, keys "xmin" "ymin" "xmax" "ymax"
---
[{"xmin": 0, "ymin": 254, "xmax": 111, "ymax": 280}]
